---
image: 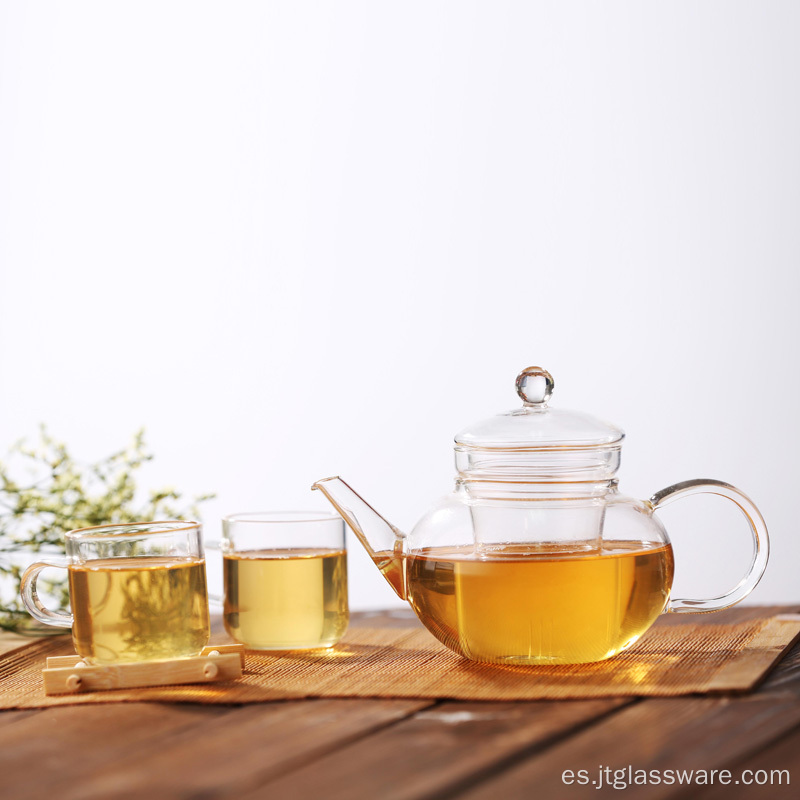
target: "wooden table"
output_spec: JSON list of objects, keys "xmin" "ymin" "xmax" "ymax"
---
[{"xmin": 2, "ymin": 606, "xmax": 799, "ymax": 799}]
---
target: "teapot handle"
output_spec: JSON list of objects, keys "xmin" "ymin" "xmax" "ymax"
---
[{"xmin": 650, "ymin": 479, "xmax": 769, "ymax": 613}]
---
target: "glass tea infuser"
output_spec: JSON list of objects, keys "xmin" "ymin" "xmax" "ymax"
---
[{"xmin": 313, "ymin": 367, "xmax": 769, "ymax": 665}]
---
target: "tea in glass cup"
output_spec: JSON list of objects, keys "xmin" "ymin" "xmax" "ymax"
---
[
  {"xmin": 220, "ymin": 512, "xmax": 348, "ymax": 650},
  {"xmin": 21, "ymin": 521, "xmax": 210, "ymax": 664}
]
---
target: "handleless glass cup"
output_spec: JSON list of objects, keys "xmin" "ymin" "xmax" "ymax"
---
[
  {"xmin": 221, "ymin": 512, "xmax": 348, "ymax": 650},
  {"xmin": 20, "ymin": 521, "xmax": 210, "ymax": 665}
]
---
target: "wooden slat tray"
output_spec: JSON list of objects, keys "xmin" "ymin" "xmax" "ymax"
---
[{"xmin": 42, "ymin": 644, "xmax": 245, "ymax": 695}]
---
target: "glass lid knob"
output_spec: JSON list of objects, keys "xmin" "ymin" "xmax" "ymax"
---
[{"xmin": 515, "ymin": 366, "xmax": 554, "ymax": 408}]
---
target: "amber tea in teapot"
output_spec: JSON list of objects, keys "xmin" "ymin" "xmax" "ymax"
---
[
  {"xmin": 314, "ymin": 366, "xmax": 769, "ymax": 666},
  {"xmin": 383, "ymin": 541, "xmax": 673, "ymax": 665}
]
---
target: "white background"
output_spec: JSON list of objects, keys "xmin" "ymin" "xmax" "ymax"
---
[{"xmin": 1, "ymin": 1, "xmax": 798, "ymax": 609}]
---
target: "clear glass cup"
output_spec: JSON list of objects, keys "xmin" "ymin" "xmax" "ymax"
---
[
  {"xmin": 20, "ymin": 521, "xmax": 210, "ymax": 664},
  {"xmin": 219, "ymin": 511, "xmax": 349, "ymax": 650}
]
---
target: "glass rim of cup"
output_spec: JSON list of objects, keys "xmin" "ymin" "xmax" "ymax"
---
[
  {"xmin": 65, "ymin": 520, "xmax": 201, "ymax": 541},
  {"xmin": 222, "ymin": 511, "xmax": 342, "ymax": 524}
]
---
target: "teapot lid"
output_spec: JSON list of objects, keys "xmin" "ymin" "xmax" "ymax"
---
[{"xmin": 454, "ymin": 367, "xmax": 624, "ymax": 481}]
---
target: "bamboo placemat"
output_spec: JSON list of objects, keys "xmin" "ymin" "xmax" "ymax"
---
[{"xmin": 0, "ymin": 613, "xmax": 798, "ymax": 709}]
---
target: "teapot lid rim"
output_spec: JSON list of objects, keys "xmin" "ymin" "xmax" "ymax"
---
[
  {"xmin": 454, "ymin": 437, "xmax": 625, "ymax": 450},
  {"xmin": 454, "ymin": 406, "xmax": 625, "ymax": 449}
]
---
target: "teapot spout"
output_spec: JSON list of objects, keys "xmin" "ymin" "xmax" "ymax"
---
[{"xmin": 312, "ymin": 476, "xmax": 407, "ymax": 599}]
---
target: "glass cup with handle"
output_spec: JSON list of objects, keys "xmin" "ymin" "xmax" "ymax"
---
[
  {"xmin": 217, "ymin": 511, "xmax": 349, "ymax": 650},
  {"xmin": 20, "ymin": 520, "xmax": 210, "ymax": 664}
]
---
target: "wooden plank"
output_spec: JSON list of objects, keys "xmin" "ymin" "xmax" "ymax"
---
[
  {"xmin": 455, "ymin": 695, "xmax": 800, "ymax": 799},
  {"xmin": 0, "ymin": 709, "xmax": 42, "ymax": 730},
  {"xmin": 234, "ymin": 699, "xmax": 630, "ymax": 800},
  {"xmin": 2, "ymin": 702, "xmax": 233, "ymax": 800},
  {"xmin": 690, "ymin": 723, "xmax": 800, "ymax": 799},
  {"xmin": 54, "ymin": 698, "xmax": 432, "ymax": 800}
]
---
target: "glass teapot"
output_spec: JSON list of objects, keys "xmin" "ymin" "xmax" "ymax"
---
[{"xmin": 313, "ymin": 367, "xmax": 769, "ymax": 666}]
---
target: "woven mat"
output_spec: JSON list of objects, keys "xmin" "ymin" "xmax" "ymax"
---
[{"xmin": 1, "ymin": 614, "xmax": 798, "ymax": 709}]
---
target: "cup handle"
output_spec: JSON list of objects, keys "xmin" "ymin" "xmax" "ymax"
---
[
  {"xmin": 20, "ymin": 557, "xmax": 74, "ymax": 628},
  {"xmin": 650, "ymin": 479, "xmax": 770, "ymax": 613}
]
